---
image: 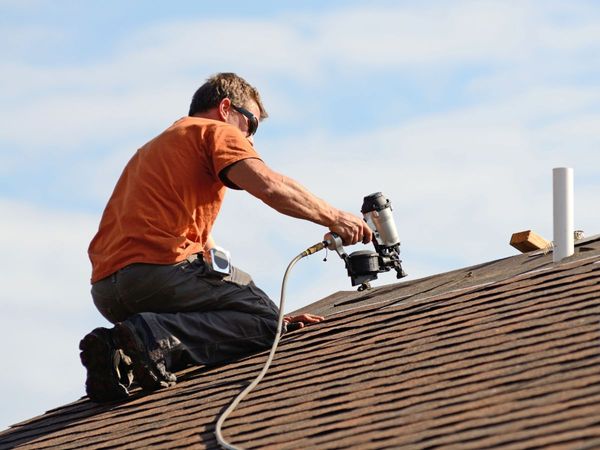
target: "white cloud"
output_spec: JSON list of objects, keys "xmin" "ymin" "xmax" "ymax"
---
[
  {"xmin": 0, "ymin": 199, "xmax": 98, "ymax": 314},
  {"xmin": 0, "ymin": 24, "xmax": 65, "ymax": 60},
  {"xmin": 0, "ymin": 83, "xmax": 189, "ymax": 151},
  {"xmin": 0, "ymin": 314, "xmax": 89, "ymax": 431},
  {"xmin": 313, "ymin": 2, "xmax": 532, "ymax": 66},
  {"xmin": 2, "ymin": 1, "xmax": 598, "ymax": 154},
  {"xmin": 0, "ymin": 199, "xmax": 105, "ymax": 431}
]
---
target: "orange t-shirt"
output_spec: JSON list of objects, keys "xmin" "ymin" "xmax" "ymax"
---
[{"xmin": 88, "ymin": 117, "xmax": 260, "ymax": 283}]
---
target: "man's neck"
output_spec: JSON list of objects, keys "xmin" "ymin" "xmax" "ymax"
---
[{"xmin": 191, "ymin": 107, "xmax": 221, "ymax": 121}]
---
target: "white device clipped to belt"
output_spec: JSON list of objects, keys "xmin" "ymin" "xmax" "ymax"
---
[{"xmin": 207, "ymin": 246, "xmax": 232, "ymax": 276}]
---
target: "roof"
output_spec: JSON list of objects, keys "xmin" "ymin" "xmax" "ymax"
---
[{"xmin": 2, "ymin": 236, "xmax": 600, "ymax": 449}]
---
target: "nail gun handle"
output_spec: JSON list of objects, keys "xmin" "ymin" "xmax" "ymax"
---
[{"xmin": 324, "ymin": 233, "xmax": 347, "ymax": 258}]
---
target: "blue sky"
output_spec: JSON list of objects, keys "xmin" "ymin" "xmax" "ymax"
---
[{"xmin": 1, "ymin": 0, "xmax": 599, "ymax": 432}]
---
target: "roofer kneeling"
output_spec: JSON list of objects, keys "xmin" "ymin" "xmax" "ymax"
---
[{"xmin": 80, "ymin": 72, "xmax": 372, "ymax": 402}]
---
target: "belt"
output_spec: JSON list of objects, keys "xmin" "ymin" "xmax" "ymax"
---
[{"xmin": 181, "ymin": 253, "xmax": 203, "ymax": 265}]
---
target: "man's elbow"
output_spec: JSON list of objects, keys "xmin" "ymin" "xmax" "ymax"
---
[{"xmin": 225, "ymin": 159, "xmax": 288, "ymax": 207}]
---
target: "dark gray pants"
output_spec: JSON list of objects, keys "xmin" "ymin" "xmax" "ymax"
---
[{"xmin": 91, "ymin": 254, "xmax": 279, "ymax": 371}]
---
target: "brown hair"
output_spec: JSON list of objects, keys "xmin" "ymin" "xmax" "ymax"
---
[{"xmin": 188, "ymin": 72, "xmax": 268, "ymax": 120}]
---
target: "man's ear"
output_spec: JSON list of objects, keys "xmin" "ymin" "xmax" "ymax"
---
[{"xmin": 217, "ymin": 98, "xmax": 232, "ymax": 120}]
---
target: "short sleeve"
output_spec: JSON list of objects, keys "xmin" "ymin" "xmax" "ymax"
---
[{"xmin": 207, "ymin": 124, "xmax": 261, "ymax": 189}]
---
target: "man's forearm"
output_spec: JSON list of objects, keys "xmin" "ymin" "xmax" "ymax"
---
[
  {"xmin": 258, "ymin": 172, "xmax": 338, "ymax": 227},
  {"xmin": 226, "ymin": 158, "xmax": 338, "ymax": 227},
  {"xmin": 225, "ymin": 158, "xmax": 371, "ymax": 245}
]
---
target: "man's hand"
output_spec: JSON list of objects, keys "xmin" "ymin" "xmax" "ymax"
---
[
  {"xmin": 284, "ymin": 313, "xmax": 325, "ymax": 332},
  {"xmin": 329, "ymin": 210, "xmax": 373, "ymax": 246}
]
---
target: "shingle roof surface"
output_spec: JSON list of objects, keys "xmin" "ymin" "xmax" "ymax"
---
[{"xmin": 2, "ymin": 236, "xmax": 600, "ymax": 449}]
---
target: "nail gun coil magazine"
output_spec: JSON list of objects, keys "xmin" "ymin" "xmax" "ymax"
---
[{"xmin": 329, "ymin": 192, "xmax": 407, "ymax": 290}]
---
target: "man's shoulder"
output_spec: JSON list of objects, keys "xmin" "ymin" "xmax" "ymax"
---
[
  {"xmin": 168, "ymin": 116, "xmax": 239, "ymax": 135},
  {"xmin": 148, "ymin": 117, "xmax": 253, "ymax": 163}
]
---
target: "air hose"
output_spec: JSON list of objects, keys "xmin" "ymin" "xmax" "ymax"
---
[{"xmin": 215, "ymin": 240, "xmax": 328, "ymax": 450}]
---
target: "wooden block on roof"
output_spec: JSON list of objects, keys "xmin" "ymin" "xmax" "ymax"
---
[{"xmin": 510, "ymin": 230, "xmax": 550, "ymax": 253}]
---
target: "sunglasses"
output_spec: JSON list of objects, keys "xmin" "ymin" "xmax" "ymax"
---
[{"xmin": 231, "ymin": 104, "xmax": 259, "ymax": 137}]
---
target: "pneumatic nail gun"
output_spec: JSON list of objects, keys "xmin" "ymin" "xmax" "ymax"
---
[{"xmin": 327, "ymin": 192, "xmax": 407, "ymax": 291}]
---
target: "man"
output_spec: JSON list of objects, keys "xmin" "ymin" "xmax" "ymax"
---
[{"xmin": 81, "ymin": 72, "xmax": 372, "ymax": 402}]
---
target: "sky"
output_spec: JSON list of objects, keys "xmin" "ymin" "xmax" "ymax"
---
[{"xmin": 1, "ymin": 0, "xmax": 599, "ymax": 432}]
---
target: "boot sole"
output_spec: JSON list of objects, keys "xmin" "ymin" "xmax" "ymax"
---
[{"xmin": 79, "ymin": 328, "xmax": 129, "ymax": 403}]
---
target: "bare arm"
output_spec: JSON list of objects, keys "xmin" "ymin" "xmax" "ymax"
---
[
  {"xmin": 225, "ymin": 159, "xmax": 372, "ymax": 245},
  {"xmin": 203, "ymin": 234, "xmax": 216, "ymax": 253}
]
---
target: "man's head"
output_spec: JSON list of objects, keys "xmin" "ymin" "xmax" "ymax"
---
[{"xmin": 189, "ymin": 73, "xmax": 268, "ymax": 139}]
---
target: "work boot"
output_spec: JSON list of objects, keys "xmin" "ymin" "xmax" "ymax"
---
[
  {"xmin": 113, "ymin": 321, "xmax": 176, "ymax": 392},
  {"xmin": 79, "ymin": 327, "xmax": 132, "ymax": 403}
]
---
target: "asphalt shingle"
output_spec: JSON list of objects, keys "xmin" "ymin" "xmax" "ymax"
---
[{"xmin": 2, "ymin": 236, "xmax": 600, "ymax": 449}]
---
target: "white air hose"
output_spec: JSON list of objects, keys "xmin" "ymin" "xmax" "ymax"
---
[{"xmin": 215, "ymin": 241, "xmax": 328, "ymax": 450}]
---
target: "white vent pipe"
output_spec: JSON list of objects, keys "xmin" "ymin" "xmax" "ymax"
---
[{"xmin": 553, "ymin": 167, "xmax": 574, "ymax": 262}]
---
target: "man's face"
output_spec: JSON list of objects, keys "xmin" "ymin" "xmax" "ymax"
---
[{"xmin": 227, "ymin": 100, "xmax": 260, "ymax": 144}]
